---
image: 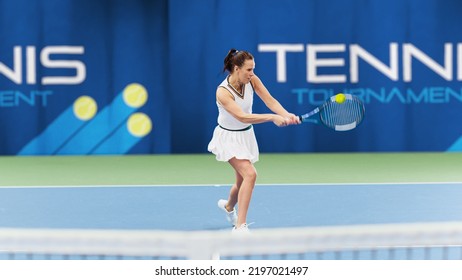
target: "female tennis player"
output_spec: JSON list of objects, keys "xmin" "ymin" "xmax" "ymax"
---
[{"xmin": 208, "ymin": 49, "xmax": 300, "ymax": 233}]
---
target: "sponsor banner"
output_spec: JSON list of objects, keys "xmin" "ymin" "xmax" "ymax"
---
[
  {"xmin": 1, "ymin": 0, "xmax": 461, "ymax": 154},
  {"xmin": 0, "ymin": 0, "xmax": 170, "ymax": 155},
  {"xmin": 169, "ymin": 0, "xmax": 462, "ymax": 152}
]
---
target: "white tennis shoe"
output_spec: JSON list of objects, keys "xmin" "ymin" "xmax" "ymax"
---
[
  {"xmin": 232, "ymin": 223, "xmax": 250, "ymax": 234},
  {"xmin": 217, "ymin": 199, "xmax": 237, "ymax": 226}
]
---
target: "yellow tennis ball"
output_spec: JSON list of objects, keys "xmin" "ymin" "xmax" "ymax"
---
[
  {"xmin": 73, "ymin": 95, "xmax": 97, "ymax": 121},
  {"xmin": 123, "ymin": 83, "xmax": 148, "ymax": 108},
  {"xmin": 127, "ymin": 113, "xmax": 152, "ymax": 137},
  {"xmin": 335, "ymin": 93, "xmax": 346, "ymax": 104}
]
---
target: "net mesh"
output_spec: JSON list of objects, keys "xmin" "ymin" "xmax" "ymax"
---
[{"xmin": 1, "ymin": 222, "xmax": 462, "ymax": 260}]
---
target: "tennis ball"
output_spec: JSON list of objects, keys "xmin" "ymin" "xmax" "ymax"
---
[
  {"xmin": 127, "ymin": 113, "xmax": 152, "ymax": 137},
  {"xmin": 335, "ymin": 93, "xmax": 346, "ymax": 104},
  {"xmin": 73, "ymin": 95, "xmax": 97, "ymax": 121},
  {"xmin": 123, "ymin": 83, "xmax": 148, "ymax": 108}
]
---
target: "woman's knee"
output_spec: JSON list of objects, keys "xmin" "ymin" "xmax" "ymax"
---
[
  {"xmin": 229, "ymin": 158, "xmax": 257, "ymax": 183},
  {"xmin": 244, "ymin": 166, "xmax": 257, "ymax": 183}
]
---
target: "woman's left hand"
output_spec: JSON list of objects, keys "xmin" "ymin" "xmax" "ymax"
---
[{"xmin": 284, "ymin": 114, "xmax": 301, "ymax": 125}]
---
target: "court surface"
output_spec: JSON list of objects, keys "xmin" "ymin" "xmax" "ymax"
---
[{"xmin": 1, "ymin": 183, "xmax": 462, "ymax": 231}]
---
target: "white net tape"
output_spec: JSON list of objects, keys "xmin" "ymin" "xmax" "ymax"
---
[{"xmin": 1, "ymin": 222, "xmax": 462, "ymax": 260}]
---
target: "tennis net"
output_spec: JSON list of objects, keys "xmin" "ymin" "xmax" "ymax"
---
[{"xmin": 1, "ymin": 222, "xmax": 462, "ymax": 260}]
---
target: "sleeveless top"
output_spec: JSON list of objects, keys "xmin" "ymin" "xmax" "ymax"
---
[{"xmin": 216, "ymin": 76, "xmax": 254, "ymax": 130}]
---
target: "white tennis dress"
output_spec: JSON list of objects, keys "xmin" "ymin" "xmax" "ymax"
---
[{"xmin": 207, "ymin": 76, "xmax": 259, "ymax": 163}]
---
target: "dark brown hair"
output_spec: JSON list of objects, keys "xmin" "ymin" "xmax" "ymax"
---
[{"xmin": 223, "ymin": 49, "xmax": 254, "ymax": 73}]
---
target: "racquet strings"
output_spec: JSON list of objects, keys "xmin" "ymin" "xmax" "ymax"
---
[{"xmin": 320, "ymin": 98, "xmax": 364, "ymax": 129}]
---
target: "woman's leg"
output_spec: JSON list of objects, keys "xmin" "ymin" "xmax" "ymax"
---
[
  {"xmin": 224, "ymin": 170, "xmax": 243, "ymax": 212},
  {"xmin": 228, "ymin": 157, "xmax": 257, "ymax": 227}
]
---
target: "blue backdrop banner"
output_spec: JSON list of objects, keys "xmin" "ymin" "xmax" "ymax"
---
[{"xmin": 1, "ymin": 0, "xmax": 462, "ymax": 154}]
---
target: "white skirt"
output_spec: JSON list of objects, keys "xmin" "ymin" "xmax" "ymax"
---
[{"xmin": 207, "ymin": 126, "xmax": 259, "ymax": 163}]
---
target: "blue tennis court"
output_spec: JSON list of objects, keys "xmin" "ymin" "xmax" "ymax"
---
[{"xmin": 1, "ymin": 183, "xmax": 461, "ymax": 231}]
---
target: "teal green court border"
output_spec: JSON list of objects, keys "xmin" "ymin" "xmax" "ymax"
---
[{"xmin": 0, "ymin": 153, "xmax": 461, "ymax": 187}]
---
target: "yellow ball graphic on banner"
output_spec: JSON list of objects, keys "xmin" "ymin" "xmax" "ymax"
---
[
  {"xmin": 123, "ymin": 83, "xmax": 148, "ymax": 108},
  {"xmin": 73, "ymin": 96, "xmax": 97, "ymax": 121},
  {"xmin": 127, "ymin": 113, "xmax": 152, "ymax": 137}
]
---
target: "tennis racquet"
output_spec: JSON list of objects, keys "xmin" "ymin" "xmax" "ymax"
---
[{"xmin": 298, "ymin": 93, "xmax": 365, "ymax": 131}]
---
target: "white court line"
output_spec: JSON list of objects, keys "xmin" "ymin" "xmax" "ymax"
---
[{"xmin": 0, "ymin": 181, "xmax": 462, "ymax": 189}]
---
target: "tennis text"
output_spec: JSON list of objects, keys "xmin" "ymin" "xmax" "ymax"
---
[
  {"xmin": 0, "ymin": 46, "xmax": 86, "ymax": 85},
  {"xmin": 258, "ymin": 43, "xmax": 462, "ymax": 83}
]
